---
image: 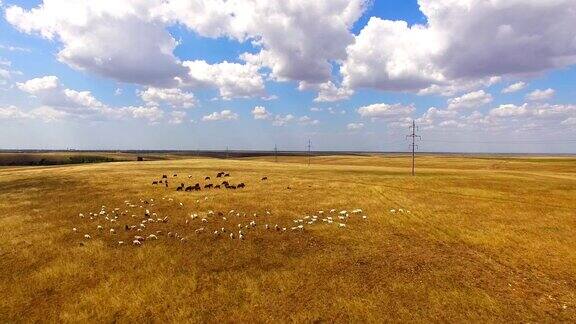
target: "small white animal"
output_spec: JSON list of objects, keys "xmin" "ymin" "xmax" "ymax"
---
[
  {"xmin": 147, "ymin": 234, "xmax": 158, "ymax": 240},
  {"xmin": 84, "ymin": 234, "xmax": 91, "ymax": 239},
  {"xmin": 133, "ymin": 240, "xmax": 141, "ymax": 246}
]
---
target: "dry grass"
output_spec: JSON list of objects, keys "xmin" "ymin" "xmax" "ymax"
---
[{"xmin": 0, "ymin": 154, "xmax": 575, "ymax": 322}]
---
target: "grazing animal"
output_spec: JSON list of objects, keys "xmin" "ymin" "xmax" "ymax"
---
[
  {"xmin": 118, "ymin": 241, "xmax": 124, "ymax": 245},
  {"xmin": 205, "ymin": 176, "xmax": 211, "ymax": 180},
  {"xmin": 147, "ymin": 234, "xmax": 158, "ymax": 240},
  {"xmin": 173, "ymin": 174, "xmax": 178, "ymax": 177},
  {"xmin": 133, "ymin": 240, "xmax": 142, "ymax": 246},
  {"xmin": 237, "ymin": 183, "xmax": 245, "ymax": 188},
  {"xmin": 261, "ymin": 177, "xmax": 268, "ymax": 181},
  {"xmin": 165, "ymin": 181, "xmax": 169, "ymax": 187},
  {"xmin": 224, "ymin": 173, "xmax": 230, "ymax": 177},
  {"xmin": 84, "ymin": 234, "xmax": 91, "ymax": 239},
  {"xmin": 162, "ymin": 175, "xmax": 168, "ymax": 179},
  {"xmin": 185, "ymin": 186, "xmax": 193, "ymax": 192},
  {"xmin": 214, "ymin": 185, "xmax": 221, "ymax": 189},
  {"xmin": 152, "ymin": 181, "xmax": 158, "ymax": 185},
  {"xmin": 176, "ymin": 186, "xmax": 183, "ymax": 191}
]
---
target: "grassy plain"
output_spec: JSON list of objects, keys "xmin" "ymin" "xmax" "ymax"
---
[{"xmin": 0, "ymin": 154, "xmax": 575, "ymax": 322}]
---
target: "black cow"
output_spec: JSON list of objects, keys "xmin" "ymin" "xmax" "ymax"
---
[
  {"xmin": 185, "ymin": 186, "xmax": 193, "ymax": 192},
  {"xmin": 173, "ymin": 174, "xmax": 178, "ymax": 177},
  {"xmin": 261, "ymin": 177, "xmax": 268, "ymax": 181},
  {"xmin": 162, "ymin": 175, "xmax": 168, "ymax": 179},
  {"xmin": 214, "ymin": 184, "xmax": 221, "ymax": 189},
  {"xmin": 204, "ymin": 184, "xmax": 213, "ymax": 189},
  {"xmin": 176, "ymin": 186, "xmax": 183, "ymax": 191},
  {"xmin": 205, "ymin": 176, "xmax": 211, "ymax": 180},
  {"xmin": 224, "ymin": 173, "xmax": 230, "ymax": 177},
  {"xmin": 237, "ymin": 183, "xmax": 245, "ymax": 189},
  {"xmin": 165, "ymin": 181, "xmax": 169, "ymax": 187},
  {"xmin": 152, "ymin": 181, "xmax": 158, "ymax": 185}
]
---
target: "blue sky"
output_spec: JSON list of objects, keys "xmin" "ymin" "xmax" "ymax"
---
[{"xmin": 0, "ymin": 0, "xmax": 575, "ymax": 153}]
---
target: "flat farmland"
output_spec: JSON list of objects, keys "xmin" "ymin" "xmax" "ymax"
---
[{"xmin": 0, "ymin": 155, "xmax": 574, "ymax": 322}]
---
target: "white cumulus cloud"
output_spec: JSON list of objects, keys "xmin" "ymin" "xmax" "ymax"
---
[
  {"xmin": 347, "ymin": 122, "xmax": 364, "ymax": 131},
  {"xmin": 526, "ymin": 88, "xmax": 555, "ymax": 101},
  {"xmin": 139, "ymin": 87, "xmax": 196, "ymax": 109},
  {"xmin": 202, "ymin": 109, "xmax": 239, "ymax": 122},
  {"xmin": 502, "ymin": 82, "xmax": 527, "ymax": 94},
  {"xmin": 447, "ymin": 90, "xmax": 492, "ymax": 111},
  {"xmin": 251, "ymin": 106, "xmax": 271, "ymax": 120}
]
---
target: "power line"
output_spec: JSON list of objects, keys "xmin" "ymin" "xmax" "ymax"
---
[
  {"xmin": 406, "ymin": 120, "xmax": 421, "ymax": 176},
  {"xmin": 307, "ymin": 139, "xmax": 312, "ymax": 166},
  {"xmin": 274, "ymin": 144, "xmax": 278, "ymax": 163}
]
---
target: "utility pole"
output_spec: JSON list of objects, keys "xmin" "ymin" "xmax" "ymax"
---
[
  {"xmin": 274, "ymin": 144, "xmax": 278, "ymax": 163},
  {"xmin": 307, "ymin": 139, "xmax": 312, "ymax": 166},
  {"xmin": 406, "ymin": 120, "xmax": 421, "ymax": 176}
]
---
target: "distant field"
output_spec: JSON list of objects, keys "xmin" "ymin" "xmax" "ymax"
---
[
  {"xmin": 0, "ymin": 152, "xmax": 202, "ymax": 166},
  {"xmin": 0, "ymin": 154, "xmax": 574, "ymax": 322}
]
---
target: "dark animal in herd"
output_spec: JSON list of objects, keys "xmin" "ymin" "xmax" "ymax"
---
[
  {"xmin": 152, "ymin": 171, "xmax": 244, "ymax": 192},
  {"xmin": 261, "ymin": 177, "xmax": 268, "ymax": 181}
]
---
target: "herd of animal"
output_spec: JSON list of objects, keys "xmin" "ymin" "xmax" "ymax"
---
[
  {"xmin": 72, "ymin": 196, "xmax": 369, "ymax": 247},
  {"xmin": 151, "ymin": 171, "xmax": 256, "ymax": 191}
]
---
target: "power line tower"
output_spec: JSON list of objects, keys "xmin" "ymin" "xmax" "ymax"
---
[
  {"xmin": 274, "ymin": 144, "xmax": 278, "ymax": 163},
  {"xmin": 307, "ymin": 139, "xmax": 312, "ymax": 166},
  {"xmin": 406, "ymin": 120, "xmax": 421, "ymax": 176}
]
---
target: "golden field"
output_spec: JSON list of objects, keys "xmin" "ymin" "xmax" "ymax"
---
[{"xmin": 0, "ymin": 154, "xmax": 575, "ymax": 322}]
